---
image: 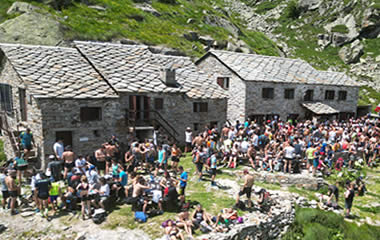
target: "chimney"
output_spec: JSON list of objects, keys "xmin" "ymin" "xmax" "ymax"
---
[{"xmin": 161, "ymin": 68, "xmax": 177, "ymax": 87}]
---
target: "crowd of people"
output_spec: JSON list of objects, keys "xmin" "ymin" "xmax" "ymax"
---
[{"xmin": 0, "ymin": 115, "xmax": 379, "ymax": 239}]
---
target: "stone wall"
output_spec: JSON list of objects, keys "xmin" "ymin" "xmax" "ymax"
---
[
  {"xmin": 0, "ymin": 57, "xmax": 43, "ymax": 163},
  {"xmin": 244, "ymin": 81, "xmax": 359, "ymax": 120},
  {"xmin": 196, "ymin": 55, "xmax": 246, "ymax": 122}
]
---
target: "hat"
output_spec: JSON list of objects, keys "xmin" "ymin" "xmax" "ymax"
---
[
  {"xmin": 186, "ymin": 127, "xmax": 191, "ymax": 131},
  {"xmin": 49, "ymin": 155, "xmax": 55, "ymax": 160},
  {"xmin": 243, "ymin": 169, "xmax": 249, "ymax": 174}
]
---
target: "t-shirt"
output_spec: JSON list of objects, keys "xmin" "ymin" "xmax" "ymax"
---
[
  {"xmin": 75, "ymin": 158, "xmax": 87, "ymax": 168},
  {"xmin": 53, "ymin": 142, "xmax": 64, "ymax": 158},
  {"xmin": 0, "ymin": 174, "xmax": 7, "ymax": 191},
  {"xmin": 185, "ymin": 131, "xmax": 192, "ymax": 143},
  {"xmin": 345, "ymin": 189, "xmax": 354, "ymax": 203},
  {"xmin": 119, "ymin": 171, "xmax": 128, "ymax": 186},
  {"xmin": 306, "ymin": 147, "xmax": 316, "ymax": 159},
  {"xmin": 210, "ymin": 155, "xmax": 217, "ymax": 169},
  {"xmin": 19, "ymin": 132, "xmax": 33, "ymax": 146},
  {"xmin": 158, "ymin": 149, "xmax": 166, "ymax": 164},
  {"xmin": 180, "ymin": 171, "xmax": 188, "ymax": 188},
  {"xmin": 284, "ymin": 146, "xmax": 295, "ymax": 159},
  {"xmin": 49, "ymin": 182, "xmax": 60, "ymax": 196},
  {"xmin": 36, "ymin": 178, "xmax": 51, "ymax": 195},
  {"xmin": 100, "ymin": 184, "xmax": 110, "ymax": 197}
]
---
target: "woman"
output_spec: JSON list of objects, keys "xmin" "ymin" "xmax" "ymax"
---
[
  {"xmin": 171, "ymin": 144, "xmax": 182, "ymax": 173},
  {"xmin": 191, "ymin": 204, "xmax": 213, "ymax": 231},
  {"xmin": 77, "ymin": 175, "xmax": 91, "ymax": 220},
  {"xmin": 165, "ymin": 220, "xmax": 185, "ymax": 240},
  {"xmin": 176, "ymin": 211, "xmax": 193, "ymax": 238}
]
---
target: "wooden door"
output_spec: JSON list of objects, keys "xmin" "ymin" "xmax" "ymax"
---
[
  {"xmin": 129, "ymin": 95, "xmax": 137, "ymax": 121},
  {"xmin": 19, "ymin": 88, "xmax": 27, "ymax": 121}
]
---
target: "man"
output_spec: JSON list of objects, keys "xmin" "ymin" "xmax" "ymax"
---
[
  {"xmin": 35, "ymin": 173, "xmax": 51, "ymax": 218},
  {"xmin": 210, "ymin": 152, "xmax": 217, "ymax": 187},
  {"xmin": 132, "ymin": 176, "xmax": 150, "ymax": 213},
  {"xmin": 0, "ymin": 168, "xmax": 9, "ymax": 210},
  {"xmin": 236, "ymin": 169, "xmax": 254, "ymax": 208},
  {"xmin": 75, "ymin": 155, "xmax": 87, "ymax": 176},
  {"xmin": 155, "ymin": 145, "xmax": 167, "ymax": 176},
  {"xmin": 178, "ymin": 166, "xmax": 188, "ymax": 205},
  {"xmin": 344, "ymin": 182, "xmax": 355, "ymax": 218},
  {"xmin": 46, "ymin": 155, "xmax": 63, "ymax": 181},
  {"xmin": 53, "ymin": 139, "xmax": 64, "ymax": 160},
  {"xmin": 105, "ymin": 142, "xmax": 118, "ymax": 175},
  {"xmin": 19, "ymin": 128, "xmax": 35, "ymax": 161},
  {"xmin": 62, "ymin": 145, "xmax": 75, "ymax": 180},
  {"xmin": 327, "ymin": 182, "xmax": 339, "ymax": 205},
  {"xmin": 185, "ymin": 127, "xmax": 193, "ymax": 153},
  {"xmin": 5, "ymin": 170, "xmax": 19, "ymax": 215},
  {"xmin": 247, "ymin": 144, "xmax": 257, "ymax": 169},
  {"xmin": 94, "ymin": 177, "xmax": 110, "ymax": 210},
  {"xmin": 118, "ymin": 166, "xmax": 128, "ymax": 198},
  {"xmin": 306, "ymin": 144, "xmax": 317, "ymax": 174},
  {"xmin": 283, "ymin": 142, "xmax": 295, "ymax": 173},
  {"xmin": 95, "ymin": 145, "xmax": 107, "ymax": 175}
]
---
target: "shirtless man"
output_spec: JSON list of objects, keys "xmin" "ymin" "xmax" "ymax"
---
[
  {"xmin": 62, "ymin": 145, "xmax": 75, "ymax": 180},
  {"xmin": 5, "ymin": 170, "xmax": 19, "ymax": 215},
  {"xmin": 105, "ymin": 142, "xmax": 118, "ymax": 174},
  {"xmin": 132, "ymin": 176, "xmax": 150, "ymax": 213},
  {"xmin": 192, "ymin": 134, "xmax": 204, "ymax": 147},
  {"xmin": 236, "ymin": 169, "xmax": 254, "ymax": 208},
  {"xmin": 221, "ymin": 125, "xmax": 230, "ymax": 140},
  {"xmin": 247, "ymin": 144, "xmax": 257, "ymax": 169},
  {"xmin": 95, "ymin": 145, "xmax": 107, "ymax": 175}
]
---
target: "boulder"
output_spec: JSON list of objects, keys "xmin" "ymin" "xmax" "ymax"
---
[
  {"xmin": 360, "ymin": 8, "xmax": 380, "ymax": 38},
  {"xmin": 183, "ymin": 31, "xmax": 199, "ymax": 41},
  {"xmin": 6, "ymin": 1, "xmax": 38, "ymax": 15},
  {"xmin": 134, "ymin": 3, "xmax": 161, "ymax": 17},
  {"xmin": 198, "ymin": 35, "xmax": 215, "ymax": 46},
  {"xmin": 338, "ymin": 39, "xmax": 364, "ymax": 64},
  {"xmin": 88, "ymin": 5, "xmax": 107, "ymax": 11},
  {"xmin": 148, "ymin": 45, "xmax": 186, "ymax": 56},
  {"xmin": 203, "ymin": 15, "xmax": 242, "ymax": 37},
  {"xmin": 324, "ymin": 14, "xmax": 359, "ymax": 46},
  {"xmin": 298, "ymin": 0, "xmax": 323, "ymax": 12},
  {"xmin": 0, "ymin": 12, "xmax": 64, "ymax": 46}
]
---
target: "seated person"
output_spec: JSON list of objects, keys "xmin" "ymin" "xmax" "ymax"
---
[
  {"xmin": 93, "ymin": 177, "xmax": 110, "ymax": 210},
  {"xmin": 61, "ymin": 186, "xmax": 78, "ymax": 211},
  {"xmin": 255, "ymin": 188, "xmax": 270, "ymax": 208},
  {"xmin": 132, "ymin": 176, "xmax": 150, "ymax": 213},
  {"xmin": 165, "ymin": 220, "xmax": 185, "ymax": 240},
  {"xmin": 191, "ymin": 204, "xmax": 213, "ymax": 232},
  {"xmin": 176, "ymin": 211, "xmax": 193, "ymax": 238}
]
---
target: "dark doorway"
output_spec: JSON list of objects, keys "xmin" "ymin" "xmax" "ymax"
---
[
  {"xmin": 56, "ymin": 131, "xmax": 73, "ymax": 147},
  {"xmin": 129, "ymin": 95, "xmax": 151, "ymax": 122},
  {"xmin": 19, "ymin": 88, "xmax": 27, "ymax": 121}
]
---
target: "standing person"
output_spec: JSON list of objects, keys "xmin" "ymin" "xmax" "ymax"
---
[
  {"xmin": 49, "ymin": 180, "xmax": 61, "ymax": 215},
  {"xmin": 35, "ymin": 173, "xmax": 51, "ymax": 218},
  {"xmin": 155, "ymin": 145, "xmax": 167, "ymax": 176},
  {"xmin": 14, "ymin": 153, "xmax": 28, "ymax": 185},
  {"xmin": 105, "ymin": 142, "xmax": 118, "ymax": 175},
  {"xmin": 185, "ymin": 127, "xmax": 193, "ymax": 153},
  {"xmin": 53, "ymin": 139, "xmax": 64, "ymax": 160},
  {"xmin": 62, "ymin": 145, "xmax": 75, "ymax": 180},
  {"xmin": 344, "ymin": 182, "xmax": 355, "ymax": 218},
  {"xmin": 193, "ymin": 146, "xmax": 205, "ymax": 181},
  {"xmin": 95, "ymin": 145, "xmax": 107, "ymax": 175},
  {"xmin": 236, "ymin": 169, "xmax": 254, "ymax": 208},
  {"xmin": 210, "ymin": 151, "xmax": 218, "ymax": 187},
  {"xmin": 327, "ymin": 182, "xmax": 339, "ymax": 205},
  {"xmin": 306, "ymin": 144, "xmax": 317, "ymax": 174},
  {"xmin": 283, "ymin": 143, "xmax": 295, "ymax": 173},
  {"xmin": 0, "ymin": 168, "xmax": 9, "ymax": 210},
  {"xmin": 171, "ymin": 143, "xmax": 182, "ymax": 174},
  {"xmin": 19, "ymin": 128, "xmax": 35, "ymax": 161},
  {"xmin": 77, "ymin": 176, "xmax": 91, "ymax": 220},
  {"xmin": 75, "ymin": 155, "xmax": 87, "ymax": 176},
  {"xmin": 178, "ymin": 166, "xmax": 188, "ymax": 205},
  {"xmin": 5, "ymin": 170, "xmax": 19, "ymax": 215}
]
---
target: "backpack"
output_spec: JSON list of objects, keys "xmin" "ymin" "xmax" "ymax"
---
[
  {"xmin": 92, "ymin": 209, "xmax": 106, "ymax": 224},
  {"xmin": 135, "ymin": 211, "xmax": 147, "ymax": 223}
]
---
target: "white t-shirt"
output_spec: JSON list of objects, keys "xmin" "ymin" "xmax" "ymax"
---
[
  {"xmin": 100, "ymin": 184, "xmax": 110, "ymax": 197},
  {"xmin": 53, "ymin": 142, "xmax": 64, "ymax": 158},
  {"xmin": 75, "ymin": 158, "xmax": 87, "ymax": 168},
  {"xmin": 185, "ymin": 131, "xmax": 192, "ymax": 143},
  {"xmin": 284, "ymin": 146, "xmax": 295, "ymax": 159}
]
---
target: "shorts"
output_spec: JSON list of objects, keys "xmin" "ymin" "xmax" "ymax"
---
[
  {"xmin": 80, "ymin": 195, "xmax": 89, "ymax": 202},
  {"xmin": 171, "ymin": 156, "xmax": 180, "ymax": 163},
  {"xmin": 284, "ymin": 157, "xmax": 293, "ymax": 162},
  {"xmin": 64, "ymin": 162, "xmax": 75, "ymax": 170},
  {"xmin": 147, "ymin": 156, "xmax": 155, "ymax": 164},
  {"xmin": 38, "ymin": 192, "xmax": 49, "ymax": 200},
  {"xmin": 196, "ymin": 163, "xmax": 203, "ymax": 173},
  {"xmin": 49, "ymin": 195, "xmax": 58, "ymax": 202},
  {"xmin": 156, "ymin": 162, "xmax": 166, "ymax": 169},
  {"xmin": 308, "ymin": 159, "xmax": 313, "ymax": 165},
  {"xmin": 97, "ymin": 160, "xmax": 106, "ymax": 170},
  {"xmin": 210, "ymin": 168, "xmax": 217, "ymax": 176},
  {"xmin": 239, "ymin": 187, "xmax": 252, "ymax": 199},
  {"xmin": 185, "ymin": 142, "xmax": 192, "ymax": 148},
  {"xmin": 345, "ymin": 200, "xmax": 352, "ymax": 210},
  {"xmin": 179, "ymin": 186, "xmax": 186, "ymax": 196},
  {"xmin": 2, "ymin": 190, "xmax": 9, "ymax": 199},
  {"xmin": 9, "ymin": 190, "xmax": 18, "ymax": 198},
  {"xmin": 16, "ymin": 165, "xmax": 28, "ymax": 171},
  {"xmin": 313, "ymin": 159, "xmax": 319, "ymax": 168},
  {"xmin": 22, "ymin": 144, "xmax": 32, "ymax": 151},
  {"xmin": 106, "ymin": 157, "xmax": 112, "ymax": 162}
]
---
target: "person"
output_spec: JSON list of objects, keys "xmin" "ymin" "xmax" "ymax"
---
[
  {"xmin": 46, "ymin": 154, "xmax": 63, "ymax": 181},
  {"xmin": 132, "ymin": 176, "xmax": 150, "ymax": 213},
  {"xmin": 178, "ymin": 166, "xmax": 188, "ymax": 205},
  {"xmin": 214, "ymin": 207, "xmax": 238, "ymax": 229},
  {"xmin": 176, "ymin": 211, "xmax": 194, "ymax": 238},
  {"xmin": 35, "ymin": 173, "xmax": 51, "ymax": 217},
  {"xmin": 77, "ymin": 175, "xmax": 91, "ymax": 220},
  {"xmin": 0, "ymin": 168, "xmax": 9, "ymax": 210},
  {"xmin": 247, "ymin": 144, "xmax": 257, "ymax": 169},
  {"xmin": 62, "ymin": 145, "xmax": 75, "ymax": 180},
  {"xmin": 31, "ymin": 169, "xmax": 41, "ymax": 213},
  {"xmin": 185, "ymin": 127, "xmax": 193, "ymax": 153},
  {"xmin": 305, "ymin": 144, "xmax": 317, "ymax": 174},
  {"xmin": 155, "ymin": 145, "xmax": 167, "ymax": 176},
  {"xmin": 165, "ymin": 220, "xmax": 185, "ymax": 240},
  {"xmin": 75, "ymin": 155, "xmax": 87, "ymax": 176},
  {"xmin": 95, "ymin": 145, "xmax": 107, "ymax": 175},
  {"xmin": 210, "ymin": 151, "xmax": 218, "ymax": 186},
  {"xmin": 53, "ymin": 139, "xmax": 64, "ymax": 160},
  {"xmin": 193, "ymin": 145, "xmax": 205, "ymax": 181},
  {"xmin": 94, "ymin": 177, "xmax": 110, "ymax": 210},
  {"xmin": 49, "ymin": 179, "xmax": 61, "ymax": 215},
  {"xmin": 236, "ymin": 169, "xmax": 254, "ymax": 208},
  {"xmin": 191, "ymin": 204, "xmax": 213, "ymax": 232},
  {"xmin": 171, "ymin": 143, "xmax": 182, "ymax": 173},
  {"xmin": 5, "ymin": 170, "xmax": 19, "ymax": 215},
  {"xmin": 117, "ymin": 166, "xmax": 128, "ymax": 198},
  {"xmin": 344, "ymin": 182, "xmax": 355, "ymax": 218},
  {"xmin": 19, "ymin": 128, "xmax": 35, "ymax": 161},
  {"xmin": 327, "ymin": 183, "xmax": 339, "ymax": 205},
  {"xmin": 283, "ymin": 142, "xmax": 295, "ymax": 173},
  {"xmin": 14, "ymin": 153, "xmax": 28, "ymax": 185},
  {"xmin": 105, "ymin": 142, "xmax": 118, "ymax": 175}
]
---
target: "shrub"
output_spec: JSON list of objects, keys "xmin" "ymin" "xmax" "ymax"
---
[
  {"xmin": 284, "ymin": 0, "xmax": 301, "ymax": 20},
  {"xmin": 157, "ymin": 0, "xmax": 177, "ymax": 4},
  {"xmin": 331, "ymin": 24, "xmax": 349, "ymax": 34},
  {"xmin": 0, "ymin": 139, "xmax": 6, "ymax": 166}
]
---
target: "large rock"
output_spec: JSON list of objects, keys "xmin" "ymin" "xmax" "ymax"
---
[
  {"xmin": 203, "ymin": 15, "xmax": 242, "ymax": 37},
  {"xmin": 360, "ymin": 8, "xmax": 380, "ymax": 38},
  {"xmin": 298, "ymin": 0, "xmax": 323, "ymax": 12},
  {"xmin": 0, "ymin": 12, "xmax": 64, "ymax": 45},
  {"xmin": 339, "ymin": 39, "xmax": 364, "ymax": 64},
  {"xmin": 324, "ymin": 14, "xmax": 359, "ymax": 46},
  {"xmin": 6, "ymin": 1, "xmax": 38, "ymax": 15}
]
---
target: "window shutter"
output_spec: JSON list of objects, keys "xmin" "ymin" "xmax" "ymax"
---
[{"xmin": 217, "ymin": 77, "xmax": 223, "ymax": 88}]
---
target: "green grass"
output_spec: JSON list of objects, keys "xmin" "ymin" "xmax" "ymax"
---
[
  {"xmin": 0, "ymin": 139, "xmax": 7, "ymax": 166},
  {"xmin": 254, "ymin": 0, "xmax": 284, "ymax": 14},
  {"xmin": 331, "ymin": 24, "xmax": 349, "ymax": 34},
  {"xmin": 358, "ymin": 86, "xmax": 380, "ymax": 110}
]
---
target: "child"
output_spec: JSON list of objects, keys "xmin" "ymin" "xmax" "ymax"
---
[{"xmin": 49, "ymin": 179, "xmax": 61, "ymax": 215}]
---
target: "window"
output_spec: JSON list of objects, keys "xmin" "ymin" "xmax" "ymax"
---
[
  {"xmin": 193, "ymin": 102, "xmax": 208, "ymax": 112},
  {"xmin": 216, "ymin": 77, "xmax": 230, "ymax": 89},
  {"xmin": 284, "ymin": 89, "xmax": 295, "ymax": 99},
  {"xmin": 338, "ymin": 91, "xmax": 347, "ymax": 101},
  {"xmin": 325, "ymin": 90, "xmax": 335, "ymax": 100},
  {"xmin": 262, "ymin": 88, "xmax": 274, "ymax": 99},
  {"xmin": 0, "ymin": 84, "xmax": 13, "ymax": 113},
  {"xmin": 80, "ymin": 107, "xmax": 102, "ymax": 122},
  {"xmin": 304, "ymin": 90, "xmax": 314, "ymax": 101},
  {"xmin": 154, "ymin": 98, "xmax": 164, "ymax": 110},
  {"xmin": 193, "ymin": 123, "xmax": 200, "ymax": 131}
]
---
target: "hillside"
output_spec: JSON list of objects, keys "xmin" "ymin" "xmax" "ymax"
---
[{"xmin": 0, "ymin": 0, "xmax": 379, "ymax": 108}]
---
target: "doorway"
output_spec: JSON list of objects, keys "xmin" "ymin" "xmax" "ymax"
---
[
  {"xmin": 56, "ymin": 131, "xmax": 73, "ymax": 147},
  {"xmin": 129, "ymin": 95, "xmax": 151, "ymax": 121},
  {"xmin": 19, "ymin": 88, "xmax": 27, "ymax": 121}
]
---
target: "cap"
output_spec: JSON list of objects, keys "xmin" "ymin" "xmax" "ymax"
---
[
  {"xmin": 49, "ymin": 155, "xmax": 55, "ymax": 159},
  {"xmin": 186, "ymin": 127, "xmax": 191, "ymax": 130}
]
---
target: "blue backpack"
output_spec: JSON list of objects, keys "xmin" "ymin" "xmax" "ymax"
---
[{"xmin": 135, "ymin": 211, "xmax": 147, "ymax": 223}]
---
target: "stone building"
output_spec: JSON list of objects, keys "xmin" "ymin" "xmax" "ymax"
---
[
  {"xmin": 196, "ymin": 50, "xmax": 360, "ymax": 123},
  {"xmin": 0, "ymin": 42, "xmax": 226, "ymax": 167}
]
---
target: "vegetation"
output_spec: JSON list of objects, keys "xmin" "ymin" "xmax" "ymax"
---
[
  {"xmin": 254, "ymin": 0, "xmax": 284, "ymax": 14},
  {"xmin": 0, "ymin": 140, "xmax": 7, "ymax": 166},
  {"xmin": 283, "ymin": 207, "xmax": 380, "ymax": 240},
  {"xmin": 358, "ymin": 86, "xmax": 380, "ymax": 111},
  {"xmin": 331, "ymin": 24, "xmax": 349, "ymax": 34}
]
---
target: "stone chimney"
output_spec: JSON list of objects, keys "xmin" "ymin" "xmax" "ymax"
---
[{"xmin": 161, "ymin": 68, "xmax": 177, "ymax": 87}]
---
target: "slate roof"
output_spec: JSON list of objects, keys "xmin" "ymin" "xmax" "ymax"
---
[
  {"xmin": 202, "ymin": 50, "xmax": 358, "ymax": 87},
  {"xmin": 302, "ymin": 102, "xmax": 339, "ymax": 115},
  {"xmin": 0, "ymin": 43, "xmax": 117, "ymax": 99},
  {"xmin": 74, "ymin": 41, "xmax": 226, "ymax": 99}
]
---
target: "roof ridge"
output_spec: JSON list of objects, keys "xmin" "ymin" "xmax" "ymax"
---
[
  {"xmin": 74, "ymin": 40, "xmax": 149, "ymax": 49},
  {"xmin": 210, "ymin": 50, "xmax": 306, "ymax": 63},
  {"xmin": 0, "ymin": 42, "xmax": 74, "ymax": 51}
]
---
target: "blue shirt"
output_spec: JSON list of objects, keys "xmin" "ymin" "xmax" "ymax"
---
[
  {"xmin": 210, "ymin": 155, "xmax": 217, "ymax": 169},
  {"xmin": 119, "ymin": 171, "xmax": 128, "ymax": 186},
  {"xmin": 20, "ymin": 132, "xmax": 33, "ymax": 146},
  {"xmin": 158, "ymin": 149, "xmax": 166, "ymax": 164},
  {"xmin": 180, "ymin": 171, "xmax": 188, "ymax": 188}
]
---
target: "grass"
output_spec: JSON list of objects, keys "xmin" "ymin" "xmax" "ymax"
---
[
  {"xmin": 331, "ymin": 24, "xmax": 349, "ymax": 34},
  {"xmin": 0, "ymin": 139, "xmax": 7, "ymax": 166},
  {"xmin": 254, "ymin": 0, "xmax": 284, "ymax": 14},
  {"xmin": 358, "ymin": 86, "xmax": 380, "ymax": 111}
]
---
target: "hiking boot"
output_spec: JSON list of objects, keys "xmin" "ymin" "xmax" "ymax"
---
[{"xmin": 10, "ymin": 210, "xmax": 19, "ymax": 216}]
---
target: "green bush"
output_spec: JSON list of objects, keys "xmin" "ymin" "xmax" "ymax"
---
[
  {"xmin": 254, "ymin": 0, "xmax": 284, "ymax": 14},
  {"xmin": 0, "ymin": 139, "xmax": 6, "ymax": 166},
  {"xmin": 331, "ymin": 24, "xmax": 349, "ymax": 34},
  {"xmin": 284, "ymin": 0, "xmax": 301, "ymax": 20},
  {"xmin": 157, "ymin": 0, "xmax": 177, "ymax": 4}
]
